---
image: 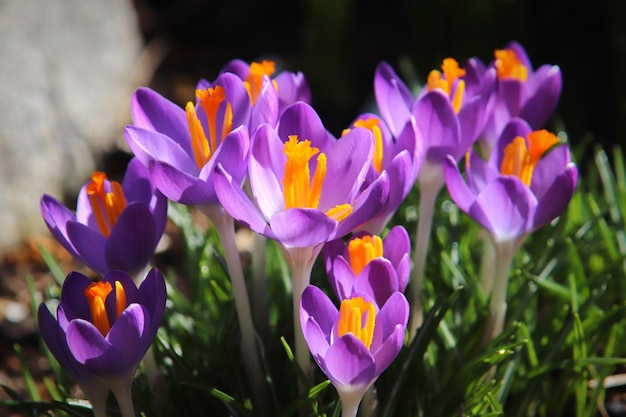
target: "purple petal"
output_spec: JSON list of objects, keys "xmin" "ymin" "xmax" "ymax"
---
[
  {"xmin": 59, "ymin": 272, "xmax": 93, "ymax": 322},
  {"xmin": 278, "ymin": 102, "xmax": 334, "ymax": 151},
  {"xmin": 328, "ymin": 256, "xmax": 357, "ymax": 301},
  {"xmin": 444, "ymin": 155, "xmax": 476, "ymax": 213},
  {"xmin": 353, "ymin": 260, "xmax": 399, "ymax": 306},
  {"xmin": 275, "ymin": 70, "xmax": 312, "ymax": 111},
  {"xmin": 249, "ymin": 124, "xmax": 287, "ymax": 219},
  {"xmin": 336, "ymin": 173, "xmax": 389, "ymax": 238},
  {"xmin": 135, "ymin": 268, "xmax": 167, "ymax": 338},
  {"xmin": 533, "ymin": 163, "xmax": 578, "ymax": 230},
  {"xmin": 198, "ymin": 125, "xmax": 250, "ymax": 186},
  {"xmin": 219, "ymin": 59, "xmax": 249, "ymax": 79},
  {"xmin": 213, "ymin": 165, "xmax": 276, "ymax": 238},
  {"xmin": 148, "ymin": 160, "xmax": 214, "ymax": 205},
  {"xmin": 40, "ymin": 195, "xmax": 81, "ymax": 260},
  {"xmin": 413, "ymin": 90, "xmax": 460, "ymax": 163},
  {"xmin": 519, "ymin": 65, "xmax": 562, "ymax": 129},
  {"xmin": 491, "ymin": 118, "xmax": 532, "ymax": 168},
  {"xmin": 383, "ymin": 226, "xmax": 411, "ymax": 291},
  {"xmin": 66, "ymin": 222, "xmax": 107, "ymax": 274},
  {"xmin": 124, "ymin": 125, "xmax": 198, "ymax": 175},
  {"xmin": 105, "ymin": 203, "xmax": 157, "ymax": 275},
  {"xmin": 130, "ymin": 87, "xmax": 192, "ymax": 156},
  {"xmin": 371, "ymin": 292, "xmax": 408, "ymax": 375},
  {"xmin": 374, "ymin": 61, "xmax": 414, "ymax": 138},
  {"xmin": 250, "ymin": 77, "xmax": 279, "ymax": 131},
  {"xmin": 269, "ymin": 208, "xmax": 337, "ymax": 248},
  {"xmin": 301, "ymin": 285, "xmax": 339, "ymax": 339},
  {"xmin": 324, "ymin": 334, "xmax": 376, "ymax": 387},
  {"xmin": 213, "ymin": 72, "xmax": 251, "ymax": 130},
  {"xmin": 456, "ymin": 94, "xmax": 488, "ymax": 158},
  {"xmin": 530, "ymin": 144, "xmax": 571, "ymax": 198}
]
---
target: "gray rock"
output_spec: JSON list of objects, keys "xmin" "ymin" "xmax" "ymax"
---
[{"xmin": 0, "ymin": 0, "xmax": 151, "ymax": 251}]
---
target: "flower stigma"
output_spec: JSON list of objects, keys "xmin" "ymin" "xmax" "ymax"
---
[
  {"xmin": 494, "ymin": 49, "xmax": 528, "ymax": 81},
  {"xmin": 500, "ymin": 130, "xmax": 559, "ymax": 186},
  {"xmin": 338, "ymin": 297, "xmax": 376, "ymax": 349},
  {"xmin": 282, "ymin": 136, "xmax": 353, "ymax": 221},
  {"xmin": 84, "ymin": 280, "xmax": 127, "ymax": 337},
  {"xmin": 245, "ymin": 60, "xmax": 276, "ymax": 105},
  {"xmin": 86, "ymin": 172, "xmax": 127, "ymax": 237},
  {"xmin": 348, "ymin": 235, "xmax": 384, "ymax": 275},
  {"xmin": 346, "ymin": 118, "xmax": 384, "ymax": 174},
  {"xmin": 187, "ymin": 86, "xmax": 233, "ymax": 169},
  {"xmin": 427, "ymin": 58, "xmax": 466, "ymax": 113}
]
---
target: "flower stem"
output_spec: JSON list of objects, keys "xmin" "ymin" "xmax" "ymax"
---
[
  {"xmin": 408, "ymin": 176, "xmax": 442, "ymax": 340},
  {"xmin": 111, "ymin": 384, "xmax": 136, "ymax": 417},
  {"xmin": 199, "ymin": 205, "xmax": 265, "ymax": 413},
  {"xmin": 482, "ymin": 239, "xmax": 519, "ymax": 344},
  {"xmin": 252, "ymin": 233, "xmax": 269, "ymax": 339},
  {"xmin": 81, "ymin": 382, "xmax": 109, "ymax": 417}
]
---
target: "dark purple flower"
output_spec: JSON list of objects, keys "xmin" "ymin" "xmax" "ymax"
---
[
  {"xmin": 477, "ymin": 41, "xmax": 563, "ymax": 155},
  {"xmin": 125, "ymin": 72, "xmax": 251, "ymax": 206},
  {"xmin": 444, "ymin": 118, "xmax": 578, "ymax": 246},
  {"xmin": 300, "ymin": 285, "xmax": 408, "ymax": 414},
  {"xmin": 41, "ymin": 158, "xmax": 167, "ymax": 279},
  {"xmin": 38, "ymin": 269, "xmax": 166, "ymax": 406},
  {"xmin": 324, "ymin": 226, "xmax": 410, "ymax": 306}
]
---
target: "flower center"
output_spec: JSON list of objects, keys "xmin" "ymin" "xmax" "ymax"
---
[
  {"xmin": 500, "ymin": 130, "xmax": 559, "ymax": 186},
  {"xmin": 348, "ymin": 118, "xmax": 384, "ymax": 174},
  {"xmin": 84, "ymin": 281, "xmax": 127, "ymax": 337},
  {"xmin": 245, "ymin": 60, "xmax": 276, "ymax": 105},
  {"xmin": 187, "ymin": 86, "xmax": 233, "ymax": 170},
  {"xmin": 338, "ymin": 297, "xmax": 376, "ymax": 349},
  {"xmin": 494, "ymin": 48, "xmax": 528, "ymax": 81},
  {"xmin": 86, "ymin": 172, "xmax": 127, "ymax": 237},
  {"xmin": 348, "ymin": 235, "xmax": 383, "ymax": 275},
  {"xmin": 427, "ymin": 58, "xmax": 466, "ymax": 113},
  {"xmin": 282, "ymin": 136, "xmax": 353, "ymax": 221}
]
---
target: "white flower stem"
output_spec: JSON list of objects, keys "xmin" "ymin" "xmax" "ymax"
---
[
  {"xmin": 408, "ymin": 176, "xmax": 442, "ymax": 340},
  {"xmin": 199, "ymin": 205, "xmax": 265, "ymax": 412},
  {"xmin": 252, "ymin": 233, "xmax": 269, "ymax": 338},
  {"xmin": 82, "ymin": 383, "xmax": 109, "ymax": 417},
  {"xmin": 482, "ymin": 239, "xmax": 519, "ymax": 344},
  {"xmin": 111, "ymin": 384, "xmax": 136, "ymax": 417},
  {"xmin": 479, "ymin": 231, "xmax": 497, "ymax": 296}
]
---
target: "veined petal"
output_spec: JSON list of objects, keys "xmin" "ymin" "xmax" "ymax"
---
[
  {"xmin": 529, "ymin": 144, "xmax": 571, "ymax": 199},
  {"xmin": 130, "ymin": 87, "xmax": 192, "ymax": 156},
  {"xmin": 444, "ymin": 155, "xmax": 476, "ymax": 213},
  {"xmin": 59, "ymin": 272, "xmax": 93, "ymax": 322},
  {"xmin": 353, "ymin": 259, "xmax": 399, "ymax": 307},
  {"xmin": 274, "ymin": 70, "xmax": 312, "ymax": 111},
  {"xmin": 40, "ymin": 195, "xmax": 81, "ymax": 260},
  {"xmin": 374, "ymin": 61, "xmax": 414, "ymax": 138},
  {"xmin": 135, "ymin": 268, "xmax": 167, "ymax": 339},
  {"xmin": 250, "ymin": 76, "xmax": 279, "ymax": 131},
  {"xmin": 301, "ymin": 285, "xmax": 339, "ymax": 338},
  {"xmin": 336, "ymin": 172, "xmax": 389, "ymax": 238},
  {"xmin": 148, "ymin": 160, "xmax": 215, "ymax": 205},
  {"xmin": 329, "ymin": 256, "xmax": 358, "ymax": 301},
  {"xmin": 519, "ymin": 65, "xmax": 562, "ymax": 129},
  {"xmin": 324, "ymin": 334, "xmax": 376, "ymax": 387},
  {"xmin": 533, "ymin": 163, "xmax": 578, "ymax": 229},
  {"xmin": 249, "ymin": 124, "xmax": 287, "ymax": 218},
  {"xmin": 66, "ymin": 222, "xmax": 108, "ymax": 274},
  {"xmin": 278, "ymin": 102, "xmax": 335, "ymax": 151},
  {"xmin": 413, "ymin": 90, "xmax": 461, "ymax": 163},
  {"xmin": 269, "ymin": 208, "xmax": 338, "ymax": 248}
]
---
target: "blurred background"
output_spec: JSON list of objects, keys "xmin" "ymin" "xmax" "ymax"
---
[{"xmin": 0, "ymin": 0, "xmax": 625, "ymax": 411}]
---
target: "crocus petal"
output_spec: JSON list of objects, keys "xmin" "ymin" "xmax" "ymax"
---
[
  {"xmin": 371, "ymin": 292, "xmax": 409, "ymax": 375},
  {"xmin": 269, "ymin": 208, "xmax": 338, "ymax": 248},
  {"xmin": 249, "ymin": 124, "xmax": 287, "ymax": 219},
  {"xmin": 353, "ymin": 259, "xmax": 399, "ymax": 306},
  {"xmin": 532, "ymin": 163, "xmax": 578, "ymax": 229},
  {"xmin": 38, "ymin": 304, "xmax": 76, "ymax": 374},
  {"xmin": 336, "ymin": 173, "xmax": 389, "ymax": 238},
  {"xmin": 135, "ymin": 268, "xmax": 167, "ymax": 338},
  {"xmin": 40, "ymin": 195, "xmax": 81, "ymax": 260},
  {"xmin": 468, "ymin": 177, "xmax": 535, "ymax": 242},
  {"xmin": 413, "ymin": 90, "xmax": 460, "ymax": 163},
  {"xmin": 58, "ymin": 272, "xmax": 93, "ymax": 322},
  {"xmin": 467, "ymin": 150, "xmax": 499, "ymax": 194},
  {"xmin": 530, "ymin": 144, "xmax": 571, "ymax": 199},
  {"xmin": 198, "ymin": 126, "xmax": 250, "ymax": 186},
  {"xmin": 124, "ymin": 125, "xmax": 198, "ymax": 176},
  {"xmin": 66, "ymin": 222, "xmax": 108, "ymax": 274},
  {"xmin": 250, "ymin": 76, "xmax": 279, "ymax": 132},
  {"xmin": 374, "ymin": 61, "xmax": 413, "ymax": 138},
  {"xmin": 329, "ymin": 257, "xmax": 357, "ymax": 301},
  {"xmin": 444, "ymin": 155, "xmax": 476, "ymax": 213},
  {"xmin": 219, "ymin": 59, "xmax": 249, "ymax": 79},
  {"xmin": 275, "ymin": 70, "xmax": 312, "ymax": 111},
  {"xmin": 519, "ymin": 65, "xmax": 562, "ymax": 129},
  {"xmin": 491, "ymin": 118, "xmax": 532, "ymax": 167},
  {"xmin": 105, "ymin": 203, "xmax": 156, "ymax": 275},
  {"xmin": 148, "ymin": 160, "xmax": 214, "ymax": 205},
  {"xmin": 278, "ymin": 102, "xmax": 334, "ymax": 151},
  {"xmin": 301, "ymin": 285, "xmax": 338, "ymax": 341},
  {"xmin": 456, "ymin": 94, "xmax": 488, "ymax": 158},
  {"xmin": 324, "ymin": 334, "xmax": 376, "ymax": 387},
  {"xmin": 130, "ymin": 87, "xmax": 192, "ymax": 156},
  {"xmin": 213, "ymin": 164, "xmax": 276, "ymax": 239},
  {"xmin": 383, "ymin": 226, "xmax": 411, "ymax": 292}
]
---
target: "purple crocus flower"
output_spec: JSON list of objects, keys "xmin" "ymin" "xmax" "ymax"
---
[
  {"xmin": 324, "ymin": 226, "xmax": 411, "ymax": 306},
  {"xmin": 444, "ymin": 118, "xmax": 578, "ymax": 247},
  {"xmin": 125, "ymin": 72, "xmax": 251, "ymax": 206},
  {"xmin": 444, "ymin": 118, "xmax": 577, "ymax": 341},
  {"xmin": 38, "ymin": 268, "xmax": 166, "ymax": 417},
  {"xmin": 300, "ymin": 285, "xmax": 408, "ymax": 417},
  {"xmin": 344, "ymin": 114, "xmax": 423, "ymax": 234},
  {"xmin": 40, "ymin": 158, "xmax": 167, "ymax": 280},
  {"xmin": 476, "ymin": 41, "xmax": 563, "ymax": 156},
  {"xmin": 214, "ymin": 101, "xmax": 389, "ymax": 375},
  {"xmin": 220, "ymin": 59, "xmax": 311, "ymax": 116}
]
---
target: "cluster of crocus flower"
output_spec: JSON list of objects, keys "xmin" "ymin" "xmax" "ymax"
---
[{"xmin": 36, "ymin": 42, "xmax": 575, "ymax": 417}]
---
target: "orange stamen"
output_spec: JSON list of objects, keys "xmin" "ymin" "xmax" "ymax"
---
[
  {"xmin": 245, "ymin": 60, "xmax": 276, "ymax": 105},
  {"xmin": 86, "ymin": 172, "xmax": 127, "ymax": 237},
  {"xmin": 494, "ymin": 49, "xmax": 528, "ymax": 81},
  {"xmin": 115, "ymin": 281, "xmax": 127, "ymax": 319},
  {"xmin": 500, "ymin": 130, "xmax": 559, "ymax": 186},
  {"xmin": 325, "ymin": 204, "xmax": 353, "ymax": 222},
  {"xmin": 348, "ymin": 235, "xmax": 383, "ymax": 275},
  {"xmin": 282, "ymin": 136, "xmax": 322, "ymax": 209},
  {"xmin": 196, "ymin": 86, "xmax": 230, "ymax": 154},
  {"xmin": 186, "ymin": 102, "xmax": 211, "ymax": 169},
  {"xmin": 84, "ymin": 281, "xmax": 113, "ymax": 336},
  {"xmin": 353, "ymin": 118, "xmax": 384, "ymax": 173},
  {"xmin": 427, "ymin": 58, "xmax": 466, "ymax": 113},
  {"xmin": 338, "ymin": 297, "xmax": 376, "ymax": 349}
]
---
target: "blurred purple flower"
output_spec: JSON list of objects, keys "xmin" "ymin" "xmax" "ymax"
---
[
  {"xmin": 324, "ymin": 226, "xmax": 411, "ymax": 306},
  {"xmin": 41, "ymin": 158, "xmax": 167, "ymax": 279},
  {"xmin": 300, "ymin": 285, "xmax": 408, "ymax": 416},
  {"xmin": 125, "ymin": 72, "xmax": 251, "ymax": 206},
  {"xmin": 38, "ymin": 268, "xmax": 166, "ymax": 412},
  {"xmin": 444, "ymin": 118, "xmax": 578, "ymax": 246},
  {"xmin": 475, "ymin": 41, "xmax": 563, "ymax": 155}
]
